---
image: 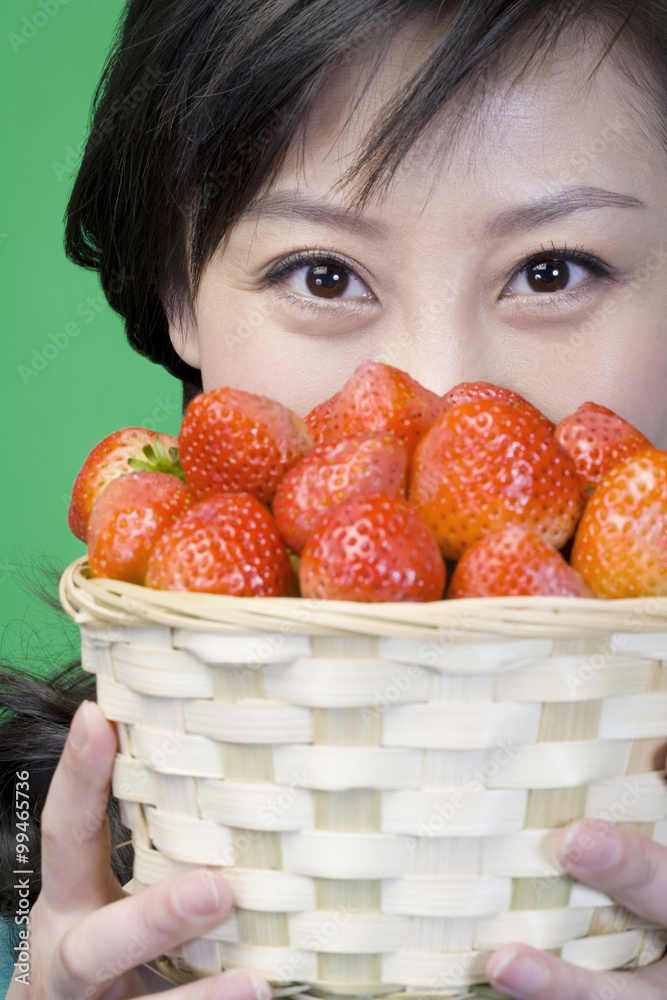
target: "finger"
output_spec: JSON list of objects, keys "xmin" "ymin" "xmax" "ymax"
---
[
  {"xmin": 488, "ymin": 943, "xmax": 665, "ymax": 1000},
  {"xmin": 158, "ymin": 968, "xmax": 271, "ymax": 1000},
  {"xmin": 53, "ymin": 867, "xmax": 245, "ymax": 993},
  {"xmin": 555, "ymin": 818, "xmax": 667, "ymax": 926},
  {"xmin": 41, "ymin": 699, "xmax": 123, "ymax": 910}
]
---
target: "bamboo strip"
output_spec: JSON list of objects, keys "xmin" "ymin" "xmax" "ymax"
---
[{"xmin": 61, "ymin": 557, "xmax": 667, "ymax": 638}]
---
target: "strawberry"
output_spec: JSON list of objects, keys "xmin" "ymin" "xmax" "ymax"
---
[
  {"xmin": 448, "ymin": 525, "xmax": 591, "ymax": 598},
  {"xmin": 273, "ymin": 433, "xmax": 408, "ymax": 554},
  {"xmin": 570, "ymin": 448, "xmax": 667, "ymax": 597},
  {"xmin": 305, "ymin": 393, "xmax": 340, "ymax": 444},
  {"xmin": 554, "ymin": 402, "xmax": 651, "ymax": 496},
  {"xmin": 409, "ymin": 400, "xmax": 584, "ymax": 559},
  {"xmin": 145, "ymin": 492, "xmax": 298, "ymax": 596},
  {"xmin": 178, "ymin": 387, "xmax": 313, "ymax": 504},
  {"xmin": 441, "ymin": 381, "xmax": 555, "ymax": 433},
  {"xmin": 299, "ymin": 493, "xmax": 445, "ymax": 602},
  {"xmin": 88, "ymin": 471, "xmax": 195, "ymax": 584},
  {"xmin": 68, "ymin": 428, "xmax": 184, "ymax": 543},
  {"xmin": 314, "ymin": 361, "xmax": 446, "ymax": 456}
]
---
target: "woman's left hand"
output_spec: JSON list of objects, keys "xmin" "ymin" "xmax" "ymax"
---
[{"xmin": 487, "ymin": 817, "xmax": 667, "ymax": 998}]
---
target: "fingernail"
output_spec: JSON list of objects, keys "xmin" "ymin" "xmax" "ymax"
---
[
  {"xmin": 560, "ymin": 820, "xmax": 622, "ymax": 872},
  {"xmin": 221, "ymin": 968, "xmax": 272, "ymax": 1000},
  {"xmin": 488, "ymin": 949, "xmax": 547, "ymax": 996},
  {"xmin": 173, "ymin": 870, "xmax": 222, "ymax": 917},
  {"xmin": 69, "ymin": 700, "xmax": 91, "ymax": 751}
]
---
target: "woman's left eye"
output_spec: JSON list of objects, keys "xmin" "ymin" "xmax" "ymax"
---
[
  {"xmin": 502, "ymin": 250, "xmax": 613, "ymax": 297},
  {"xmin": 266, "ymin": 254, "xmax": 373, "ymax": 301}
]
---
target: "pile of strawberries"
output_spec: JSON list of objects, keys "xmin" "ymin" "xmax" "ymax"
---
[{"xmin": 67, "ymin": 362, "xmax": 667, "ymax": 602}]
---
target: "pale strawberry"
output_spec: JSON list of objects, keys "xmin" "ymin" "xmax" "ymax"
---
[
  {"xmin": 314, "ymin": 361, "xmax": 446, "ymax": 456},
  {"xmin": 448, "ymin": 525, "xmax": 591, "ymax": 598},
  {"xmin": 273, "ymin": 433, "xmax": 408, "ymax": 554},
  {"xmin": 409, "ymin": 399, "xmax": 584, "ymax": 559},
  {"xmin": 68, "ymin": 428, "xmax": 184, "ymax": 543},
  {"xmin": 178, "ymin": 387, "xmax": 313, "ymax": 504},
  {"xmin": 554, "ymin": 402, "xmax": 651, "ymax": 496},
  {"xmin": 145, "ymin": 492, "xmax": 298, "ymax": 596},
  {"xmin": 299, "ymin": 493, "xmax": 445, "ymax": 602},
  {"xmin": 88, "ymin": 471, "xmax": 195, "ymax": 584},
  {"xmin": 570, "ymin": 447, "xmax": 667, "ymax": 597},
  {"xmin": 305, "ymin": 393, "xmax": 341, "ymax": 444},
  {"xmin": 441, "ymin": 381, "xmax": 555, "ymax": 433}
]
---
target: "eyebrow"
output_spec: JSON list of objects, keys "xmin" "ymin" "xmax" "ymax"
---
[
  {"xmin": 238, "ymin": 193, "xmax": 390, "ymax": 239},
  {"xmin": 236, "ymin": 185, "xmax": 646, "ymax": 241},
  {"xmin": 488, "ymin": 186, "xmax": 647, "ymax": 237}
]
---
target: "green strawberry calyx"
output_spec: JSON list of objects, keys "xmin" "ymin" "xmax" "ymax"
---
[{"xmin": 127, "ymin": 436, "xmax": 187, "ymax": 483}]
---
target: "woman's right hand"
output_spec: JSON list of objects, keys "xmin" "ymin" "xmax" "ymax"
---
[{"xmin": 6, "ymin": 699, "xmax": 271, "ymax": 999}]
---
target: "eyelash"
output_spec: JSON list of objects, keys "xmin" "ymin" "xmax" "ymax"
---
[
  {"xmin": 265, "ymin": 248, "xmax": 356, "ymax": 286},
  {"xmin": 509, "ymin": 243, "xmax": 613, "ymax": 284},
  {"xmin": 264, "ymin": 243, "xmax": 614, "ymax": 305}
]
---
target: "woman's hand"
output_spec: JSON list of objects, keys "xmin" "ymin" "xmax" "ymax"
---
[
  {"xmin": 6, "ymin": 699, "xmax": 271, "ymax": 999},
  {"xmin": 487, "ymin": 818, "xmax": 667, "ymax": 998}
]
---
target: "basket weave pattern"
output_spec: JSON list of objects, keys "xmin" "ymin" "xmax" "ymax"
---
[{"xmin": 60, "ymin": 557, "xmax": 667, "ymax": 996}]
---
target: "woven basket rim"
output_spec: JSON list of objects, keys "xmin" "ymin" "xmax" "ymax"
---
[{"xmin": 59, "ymin": 556, "xmax": 667, "ymax": 640}]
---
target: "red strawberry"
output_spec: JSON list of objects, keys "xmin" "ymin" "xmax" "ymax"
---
[
  {"xmin": 448, "ymin": 525, "xmax": 591, "ymax": 598},
  {"xmin": 441, "ymin": 382, "xmax": 555, "ymax": 433},
  {"xmin": 554, "ymin": 402, "xmax": 651, "ymax": 496},
  {"xmin": 68, "ymin": 428, "xmax": 184, "ymax": 543},
  {"xmin": 299, "ymin": 493, "xmax": 445, "ymax": 602},
  {"xmin": 305, "ymin": 393, "xmax": 340, "ymax": 444},
  {"xmin": 273, "ymin": 433, "xmax": 408, "ymax": 554},
  {"xmin": 409, "ymin": 400, "xmax": 584, "ymax": 559},
  {"xmin": 570, "ymin": 448, "xmax": 667, "ymax": 597},
  {"xmin": 88, "ymin": 471, "xmax": 195, "ymax": 584},
  {"xmin": 145, "ymin": 492, "xmax": 298, "ymax": 596},
  {"xmin": 178, "ymin": 387, "xmax": 312, "ymax": 504},
  {"xmin": 314, "ymin": 361, "xmax": 446, "ymax": 456}
]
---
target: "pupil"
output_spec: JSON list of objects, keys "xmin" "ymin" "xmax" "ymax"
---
[
  {"xmin": 527, "ymin": 259, "xmax": 570, "ymax": 293},
  {"xmin": 306, "ymin": 262, "xmax": 349, "ymax": 299}
]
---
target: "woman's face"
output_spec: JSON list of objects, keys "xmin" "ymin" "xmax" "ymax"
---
[{"xmin": 169, "ymin": 23, "xmax": 667, "ymax": 446}]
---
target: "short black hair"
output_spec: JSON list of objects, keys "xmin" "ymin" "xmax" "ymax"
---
[{"xmin": 64, "ymin": 0, "xmax": 667, "ymax": 399}]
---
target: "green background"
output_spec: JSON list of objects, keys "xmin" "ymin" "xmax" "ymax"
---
[{"xmin": 1, "ymin": 0, "xmax": 182, "ymax": 674}]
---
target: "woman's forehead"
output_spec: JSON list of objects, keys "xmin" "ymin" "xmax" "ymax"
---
[{"xmin": 275, "ymin": 22, "xmax": 666, "ymax": 210}]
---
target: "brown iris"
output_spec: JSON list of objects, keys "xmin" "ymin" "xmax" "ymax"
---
[
  {"xmin": 305, "ymin": 261, "xmax": 349, "ymax": 298},
  {"xmin": 527, "ymin": 259, "xmax": 570, "ymax": 292}
]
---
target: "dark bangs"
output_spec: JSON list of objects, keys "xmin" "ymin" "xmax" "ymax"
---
[{"xmin": 64, "ymin": 0, "xmax": 667, "ymax": 394}]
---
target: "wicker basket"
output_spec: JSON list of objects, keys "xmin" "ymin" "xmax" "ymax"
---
[{"xmin": 60, "ymin": 555, "xmax": 667, "ymax": 997}]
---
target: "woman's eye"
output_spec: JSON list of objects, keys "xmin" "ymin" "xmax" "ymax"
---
[
  {"xmin": 503, "ymin": 257, "xmax": 595, "ymax": 296},
  {"xmin": 275, "ymin": 257, "xmax": 372, "ymax": 301}
]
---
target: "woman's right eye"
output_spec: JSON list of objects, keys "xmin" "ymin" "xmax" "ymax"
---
[{"xmin": 266, "ymin": 253, "xmax": 374, "ymax": 301}]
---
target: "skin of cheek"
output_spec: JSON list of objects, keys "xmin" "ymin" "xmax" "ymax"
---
[
  {"xmin": 185, "ymin": 270, "xmax": 381, "ymax": 412},
  {"xmin": 558, "ymin": 279, "xmax": 667, "ymax": 448}
]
